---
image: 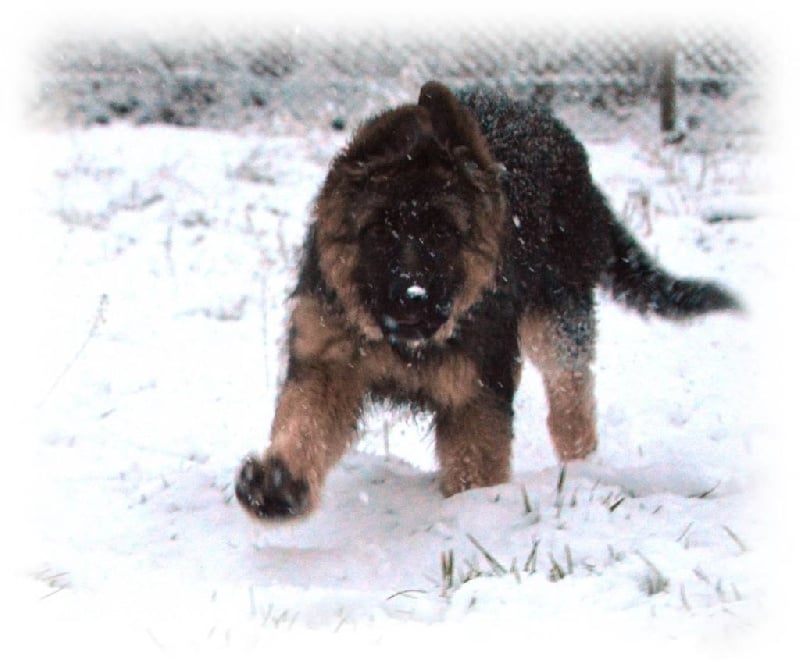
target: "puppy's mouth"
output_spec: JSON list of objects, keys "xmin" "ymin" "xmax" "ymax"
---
[
  {"xmin": 381, "ymin": 314, "xmax": 433, "ymax": 346},
  {"xmin": 379, "ymin": 301, "xmax": 452, "ymax": 349}
]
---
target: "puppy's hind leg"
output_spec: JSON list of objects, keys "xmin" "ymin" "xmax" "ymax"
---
[{"xmin": 521, "ymin": 305, "xmax": 598, "ymax": 461}]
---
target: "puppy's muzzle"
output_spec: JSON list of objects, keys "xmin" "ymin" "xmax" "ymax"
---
[{"xmin": 381, "ymin": 274, "xmax": 451, "ymax": 343}]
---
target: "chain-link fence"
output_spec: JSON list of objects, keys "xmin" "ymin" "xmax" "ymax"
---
[{"xmin": 33, "ymin": 25, "xmax": 761, "ymax": 148}]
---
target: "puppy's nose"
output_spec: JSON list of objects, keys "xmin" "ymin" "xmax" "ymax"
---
[{"xmin": 389, "ymin": 276, "xmax": 429, "ymax": 306}]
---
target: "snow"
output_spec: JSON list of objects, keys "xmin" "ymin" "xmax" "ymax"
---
[{"xmin": 10, "ymin": 116, "xmax": 782, "ymax": 662}]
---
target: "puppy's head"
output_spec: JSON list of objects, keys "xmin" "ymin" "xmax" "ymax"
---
[
  {"xmin": 314, "ymin": 81, "xmax": 507, "ymax": 350},
  {"xmin": 356, "ymin": 190, "xmax": 463, "ymax": 348}
]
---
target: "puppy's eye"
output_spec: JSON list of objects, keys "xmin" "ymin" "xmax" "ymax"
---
[
  {"xmin": 452, "ymin": 145, "xmax": 472, "ymax": 160},
  {"xmin": 430, "ymin": 213, "xmax": 465, "ymax": 241},
  {"xmin": 358, "ymin": 221, "xmax": 396, "ymax": 249}
]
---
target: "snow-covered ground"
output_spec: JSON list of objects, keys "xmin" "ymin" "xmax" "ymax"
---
[{"xmin": 10, "ymin": 112, "xmax": 782, "ymax": 662}]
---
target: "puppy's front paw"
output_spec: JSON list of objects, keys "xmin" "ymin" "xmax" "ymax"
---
[{"xmin": 235, "ymin": 455, "xmax": 311, "ymax": 520}]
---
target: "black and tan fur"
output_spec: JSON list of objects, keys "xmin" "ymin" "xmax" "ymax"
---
[{"xmin": 235, "ymin": 81, "xmax": 740, "ymax": 521}]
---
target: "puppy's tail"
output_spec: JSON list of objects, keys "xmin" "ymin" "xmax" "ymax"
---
[{"xmin": 601, "ymin": 220, "xmax": 742, "ymax": 320}]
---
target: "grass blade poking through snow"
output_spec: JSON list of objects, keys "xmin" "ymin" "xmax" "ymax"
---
[
  {"xmin": 555, "ymin": 464, "xmax": 567, "ymax": 511},
  {"xmin": 440, "ymin": 549, "xmax": 455, "ymax": 596},
  {"xmin": 38, "ymin": 293, "xmax": 109, "ymax": 407},
  {"xmin": 548, "ymin": 552, "xmax": 566, "ymax": 582},
  {"xmin": 722, "ymin": 525, "xmax": 748, "ymax": 553},
  {"xmin": 524, "ymin": 538, "xmax": 540, "ymax": 574},
  {"xmin": 521, "ymin": 485, "xmax": 533, "ymax": 514},
  {"xmin": 521, "ymin": 485, "xmax": 540, "ymax": 523},
  {"xmin": 635, "ymin": 551, "xmax": 670, "ymax": 596},
  {"xmin": 466, "ymin": 533, "xmax": 507, "ymax": 577}
]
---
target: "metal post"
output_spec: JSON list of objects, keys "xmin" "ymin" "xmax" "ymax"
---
[{"xmin": 659, "ymin": 43, "xmax": 677, "ymax": 133}]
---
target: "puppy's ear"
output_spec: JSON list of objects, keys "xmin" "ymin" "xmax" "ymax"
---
[
  {"xmin": 418, "ymin": 81, "xmax": 494, "ymax": 168},
  {"xmin": 345, "ymin": 104, "xmax": 431, "ymax": 167}
]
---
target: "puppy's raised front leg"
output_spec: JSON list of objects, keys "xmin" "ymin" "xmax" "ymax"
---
[{"xmin": 235, "ymin": 362, "xmax": 364, "ymax": 520}]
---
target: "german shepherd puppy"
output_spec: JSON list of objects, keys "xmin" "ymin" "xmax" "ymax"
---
[{"xmin": 235, "ymin": 81, "xmax": 740, "ymax": 521}]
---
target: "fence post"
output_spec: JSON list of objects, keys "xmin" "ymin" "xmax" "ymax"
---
[{"xmin": 659, "ymin": 41, "xmax": 677, "ymax": 133}]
